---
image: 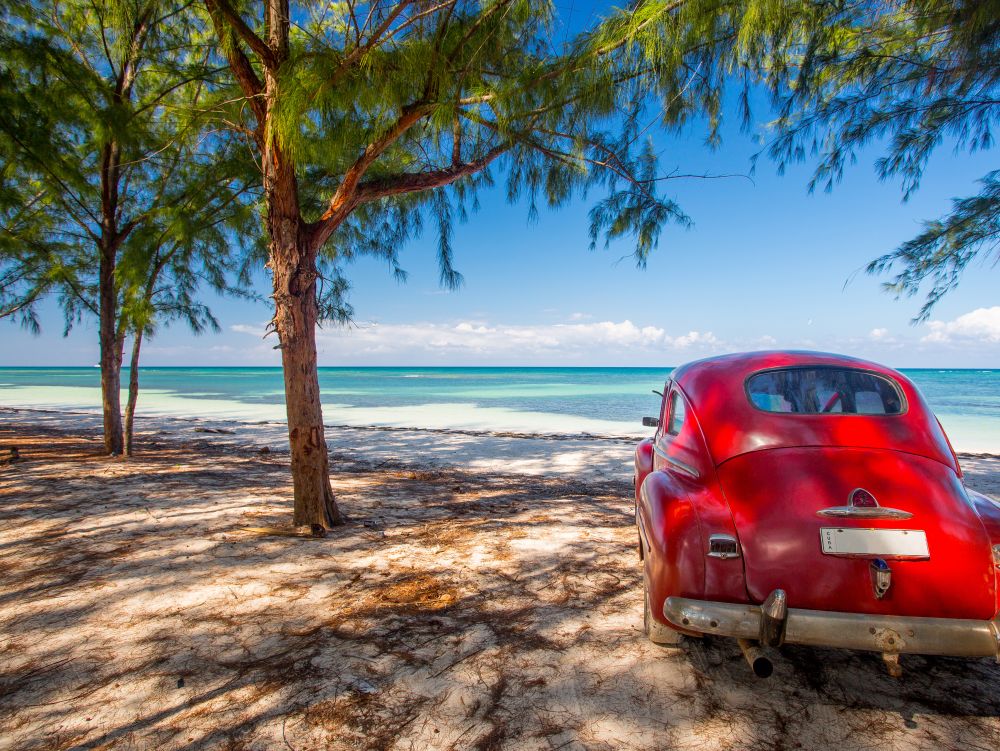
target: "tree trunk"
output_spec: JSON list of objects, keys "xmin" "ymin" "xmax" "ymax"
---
[
  {"xmin": 258, "ymin": 0, "xmax": 341, "ymax": 530},
  {"xmin": 124, "ymin": 329, "xmax": 143, "ymax": 457},
  {"xmin": 99, "ymin": 242, "xmax": 124, "ymax": 455},
  {"xmin": 271, "ymin": 233, "xmax": 343, "ymax": 530}
]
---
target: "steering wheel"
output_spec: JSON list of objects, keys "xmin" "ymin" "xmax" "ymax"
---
[{"xmin": 821, "ymin": 391, "xmax": 842, "ymax": 413}]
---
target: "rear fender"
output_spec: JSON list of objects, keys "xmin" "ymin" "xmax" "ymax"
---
[
  {"xmin": 966, "ymin": 488, "xmax": 1000, "ymax": 540},
  {"xmin": 639, "ymin": 470, "xmax": 704, "ymax": 626},
  {"xmin": 655, "ymin": 391, "xmax": 747, "ymax": 603},
  {"xmin": 967, "ymin": 488, "xmax": 1000, "ymax": 616},
  {"xmin": 687, "ymin": 476, "xmax": 747, "ymax": 602}
]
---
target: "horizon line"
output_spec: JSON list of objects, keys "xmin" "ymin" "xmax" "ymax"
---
[{"xmin": 2, "ymin": 364, "xmax": 998, "ymax": 371}]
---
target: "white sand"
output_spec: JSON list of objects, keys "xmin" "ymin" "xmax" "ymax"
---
[
  {"xmin": 0, "ymin": 413, "xmax": 998, "ymax": 751},
  {"xmin": 1, "ymin": 407, "xmax": 641, "ymax": 482},
  {"xmin": 5, "ymin": 407, "xmax": 997, "ymax": 494}
]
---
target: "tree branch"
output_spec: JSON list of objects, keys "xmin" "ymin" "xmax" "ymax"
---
[
  {"xmin": 309, "ymin": 145, "xmax": 509, "ymax": 251},
  {"xmin": 593, "ymin": 0, "xmax": 689, "ymax": 56},
  {"xmin": 323, "ymin": 2, "xmax": 459, "ymax": 93},
  {"xmin": 0, "ymin": 124, "xmax": 101, "ymax": 230},
  {"xmin": 357, "ymin": 144, "xmax": 509, "ymax": 202},
  {"xmin": 204, "ymin": 0, "xmax": 277, "ymax": 69},
  {"xmin": 315, "ymin": 101, "xmax": 433, "ymax": 227},
  {"xmin": 203, "ymin": 1, "xmax": 267, "ymax": 137},
  {"xmin": 0, "ymin": 288, "xmax": 45, "ymax": 321}
]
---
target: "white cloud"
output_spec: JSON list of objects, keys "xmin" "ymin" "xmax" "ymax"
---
[
  {"xmin": 921, "ymin": 306, "xmax": 1000, "ymax": 344},
  {"xmin": 165, "ymin": 310, "xmax": 1000, "ymax": 367},
  {"xmin": 222, "ymin": 309, "xmax": 1000, "ymax": 367},
  {"xmin": 673, "ymin": 330, "xmax": 719, "ymax": 348},
  {"xmin": 232, "ymin": 318, "xmax": 727, "ymax": 364}
]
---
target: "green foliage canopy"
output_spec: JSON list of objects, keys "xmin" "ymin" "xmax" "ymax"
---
[
  {"xmin": 0, "ymin": 0, "xmax": 258, "ymax": 339},
  {"xmin": 207, "ymin": 0, "xmax": 765, "ymax": 319},
  {"xmin": 747, "ymin": 0, "xmax": 999, "ymax": 319}
]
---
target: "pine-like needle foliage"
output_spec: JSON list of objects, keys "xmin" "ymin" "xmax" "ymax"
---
[
  {"xmin": 0, "ymin": 0, "xmax": 264, "ymax": 455},
  {"xmin": 748, "ymin": 0, "xmax": 999, "ymax": 319},
  {"xmin": 0, "ymin": 0, "xmax": 258, "ymax": 343},
  {"xmin": 0, "ymin": 0, "xmax": 260, "ymax": 452},
  {"xmin": 207, "ymin": 0, "xmax": 765, "ymax": 316}
]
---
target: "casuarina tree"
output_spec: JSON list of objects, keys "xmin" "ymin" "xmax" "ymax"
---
[
  {"xmin": 116, "ymin": 144, "xmax": 259, "ymax": 455},
  {"xmin": 202, "ymin": 0, "xmax": 753, "ymax": 531},
  {"xmin": 0, "ymin": 0, "xmax": 256, "ymax": 454}
]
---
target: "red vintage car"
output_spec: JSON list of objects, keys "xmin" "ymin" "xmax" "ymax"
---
[{"xmin": 635, "ymin": 350, "xmax": 1000, "ymax": 677}]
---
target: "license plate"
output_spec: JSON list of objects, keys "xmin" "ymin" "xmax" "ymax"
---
[{"xmin": 820, "ymin": 527, "xmax": 929, "ymax": 558}]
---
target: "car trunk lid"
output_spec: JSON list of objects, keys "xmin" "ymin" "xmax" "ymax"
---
[{"xmin": 719, "ymin": 448, "xmax": 996, "ymax": 619}]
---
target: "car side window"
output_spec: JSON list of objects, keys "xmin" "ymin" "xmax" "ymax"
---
[
  {"xmin": 655, "ymin": 382, "xmax": 671, "ymax": 439},
  {"xmin": 667, "ymin": 391, "xmax": 686, "ymax": 435}
]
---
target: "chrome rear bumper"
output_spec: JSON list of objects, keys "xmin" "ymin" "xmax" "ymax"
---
[{"xmin": 664, "ymin": 595, "xmax": 1000, "ymax": 660}]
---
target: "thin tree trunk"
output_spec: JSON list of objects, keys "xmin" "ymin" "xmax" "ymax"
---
[
  {"xmin": 124, "ymin": 329, "xmax": 143, "ymax": 457},
  {"xmin": 99, "ymin": 242, "xmax": 124, "ymax": 455}
]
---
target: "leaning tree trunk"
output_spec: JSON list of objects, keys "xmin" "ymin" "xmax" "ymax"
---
[
  {"xmin": 99, "ymin": 241, "xmax": 124, "ymax": 455},
  {"xmin": 123, "ymin": 329, "xmax": 143, "ymax": 457}
]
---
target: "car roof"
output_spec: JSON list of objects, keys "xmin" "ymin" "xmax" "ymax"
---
[{"xmin": 668, "ymin": 350, "xmax": 958, "ymax": 470}]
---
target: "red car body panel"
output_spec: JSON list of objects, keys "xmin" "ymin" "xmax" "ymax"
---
[
  {"xmin": 719, "ymin": 448, "xmax": 996, "ymax": 619},
  {"xmin": 636, "ymin": 351, "xmax": 1000, "ymax": 635},
  {"xmin": 639, "ymin": 470, "xmax": 704, "ymax": 601}
]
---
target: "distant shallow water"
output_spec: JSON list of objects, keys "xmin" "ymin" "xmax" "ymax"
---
[{"xmin": 0, "ymin": 366, "xmax": 997, "ymax": 452}]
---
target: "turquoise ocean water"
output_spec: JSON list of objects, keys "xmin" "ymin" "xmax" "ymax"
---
[{"xmin": 0, "ymin": 366, "xmax": 997, "ymax": 453}]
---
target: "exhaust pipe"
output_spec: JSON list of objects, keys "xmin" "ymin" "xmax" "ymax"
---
[{"xmin": 737, "ymin": 639, "xmax": 773, "ymax": 678}]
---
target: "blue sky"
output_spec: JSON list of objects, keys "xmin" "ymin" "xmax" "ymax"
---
[{"xmin": 2, "ymin": 6, "xmax": 997, "ymax": 368}]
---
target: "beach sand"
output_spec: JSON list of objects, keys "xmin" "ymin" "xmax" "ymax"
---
[{"xmin": 0, "ymin": 411, "xmax": 998, "ymax": 750}]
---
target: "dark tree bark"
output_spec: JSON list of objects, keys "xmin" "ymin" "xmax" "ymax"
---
[
  {"xmin": 94, "ymin": 13, "xmax": 148, "ymax": 457},
  {"xmin": 270, "ymin": 235, "xmax": 342, "ymax": 528},
  {"xmin": 124, "ymin": 329, "xmax": 143, "ymax": 457},
  {"xmin": 99, "ymin": 241, "xmax": 124, "ymax": 455}
]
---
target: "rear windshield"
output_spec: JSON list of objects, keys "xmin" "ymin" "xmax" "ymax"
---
[{"xmin": 747, "ymin": 368, "xmax": 904, "ymax": 415}]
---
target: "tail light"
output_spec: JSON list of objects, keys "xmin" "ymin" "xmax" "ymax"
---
[{"xmin": 708, "ymin": 534, "xmax": 740, "ymax": 559}]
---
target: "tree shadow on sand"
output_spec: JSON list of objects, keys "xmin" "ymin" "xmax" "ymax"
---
[{"xmin": 0, "ymin": 424, "xmax": 998, "ymax": 751}]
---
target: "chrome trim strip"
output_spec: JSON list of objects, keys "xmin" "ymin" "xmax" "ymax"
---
[
  {"xmin": 652, "ymin": 443, "xmax": 700, "ymax": 479},
  {"xmin": 663, "ymin": 596, "xmax": 1000, "ymax": 659},
  {"xmin": 816, "ymin": 506, "xmax": 913, "ymax": 520}
]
